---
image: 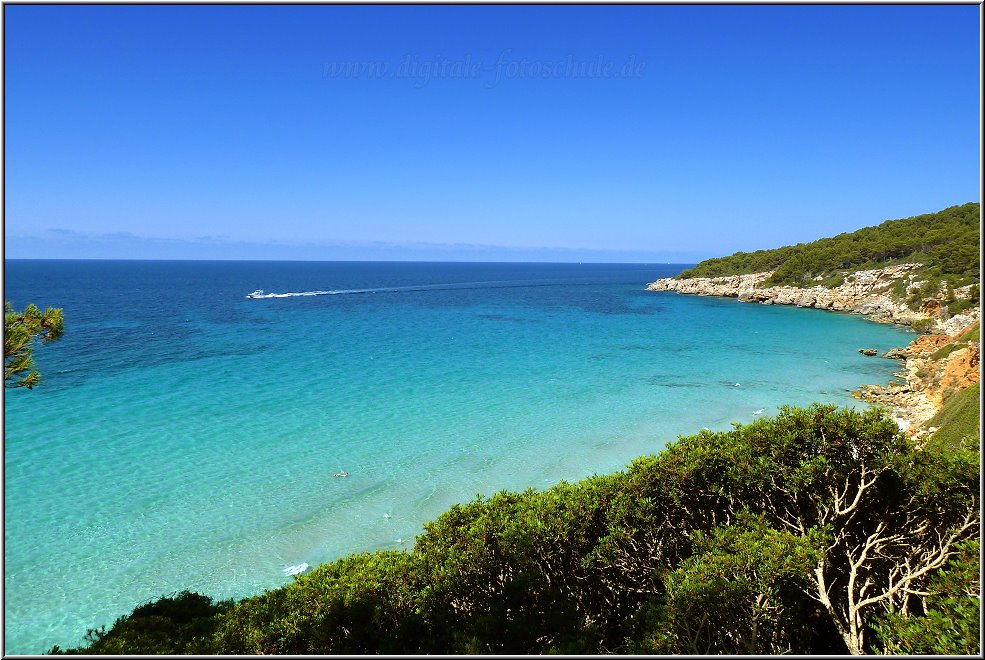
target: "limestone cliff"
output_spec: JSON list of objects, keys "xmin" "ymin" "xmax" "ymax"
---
[{"xmin": 647, "ymin": 263, "xmax": 980, "ymax": 334}]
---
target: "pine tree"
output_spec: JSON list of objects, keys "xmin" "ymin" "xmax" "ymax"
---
[{"xmin": 4, "ymin": 301, "xmax": 64, "ymax": 389}]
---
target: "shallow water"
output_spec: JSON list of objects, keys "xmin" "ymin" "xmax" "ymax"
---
[{"xmin": 3, "ymin": 260, "xmax": 912, "ymax": 653}]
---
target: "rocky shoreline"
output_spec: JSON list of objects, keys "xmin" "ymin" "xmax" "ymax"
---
[
  {"xmin": 853, "ymin": 329, "xmax": 980, "ymax": 437},
  {"xmin": 647, "ymin": 264, "xmax": 981, "ymax": 435}
]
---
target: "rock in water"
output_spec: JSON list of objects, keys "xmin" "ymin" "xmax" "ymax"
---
[{"xmin": 858, "ymin": 348, "xmax": 878, "ymax": 356}]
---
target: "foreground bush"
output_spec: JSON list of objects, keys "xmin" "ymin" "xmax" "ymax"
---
[
  {"xmin": 53, "ymin": 405, "xmax": 980, "ymax": 655},
  {"xmin": 49, "ymin": 591, "xmax": 231, "ymax": 655}
]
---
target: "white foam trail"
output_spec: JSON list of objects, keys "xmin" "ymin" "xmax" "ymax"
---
[
  {"xmin": 250, "ymin": 290, "xmax": 349, "ymax": 298},
  {"xmin": 282, "ymin": 562, "xmax": 309, "ymax": 576},
  {"xmin": 246, "ymin": 279, "xmax": 560, "ymax": 300}
]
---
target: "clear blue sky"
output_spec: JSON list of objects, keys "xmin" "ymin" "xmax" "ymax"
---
[{"xmin": 4, "ymin": 4, "xmax": 981, "ymax": 261}]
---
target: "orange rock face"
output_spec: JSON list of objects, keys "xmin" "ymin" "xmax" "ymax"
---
[
  {"xmin": 920, "ymin": 299, "xmax": 944, "ymax": 316},
  {"xmin": 929, "ymin": 343, "xmax": 981, "ymax": 407},
  {"xmin": 907, "ymin": 333, "xmax": 954, "ymax": 356}
]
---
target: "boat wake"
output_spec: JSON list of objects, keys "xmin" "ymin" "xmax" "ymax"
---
[
  {"xmin": 282, "ymin": 562, "xmax": 309, "ymax": 576},
  {"xmin": 245, "ymin": 279, "xmax": 571, "ymax": 299},
  {"xmin": 247, "ymin": 289, "xmax": 359, "ymax": 299}
]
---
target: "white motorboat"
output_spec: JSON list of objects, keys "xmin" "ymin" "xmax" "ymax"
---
[{"xmin": 246, "ymin": 290, "xmax": 265, "ymax": 299}]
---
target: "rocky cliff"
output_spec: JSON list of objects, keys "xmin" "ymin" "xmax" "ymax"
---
[
  {"xmin": 854, "ymin": 324, "xmax": 980, "ymax": 436},
  {"xmin": 647, "ymin": 263, "xmax": 980, "ymax": 333}
]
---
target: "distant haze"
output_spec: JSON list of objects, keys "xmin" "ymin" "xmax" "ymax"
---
[{"xmin": 4, "ymin": 230, "xmax": 708, "ymax": 263}]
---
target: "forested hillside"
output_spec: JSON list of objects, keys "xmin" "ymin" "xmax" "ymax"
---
[
  {"xmin": 52, "ymin": 405, "xmax": 979, "ymax": 655},
  {"xmin": 678, "ymin": 203, "xmax": 980, "ymax": 288}
]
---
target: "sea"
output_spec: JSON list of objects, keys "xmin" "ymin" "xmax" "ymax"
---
[{"xmin": 3, "ymin": 260, "xmax": 914, "ymax": 653}]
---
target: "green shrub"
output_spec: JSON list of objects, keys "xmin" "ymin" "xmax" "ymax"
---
[
  {"xmin": 948, "ymin": 298, "xmax": 974, "ymax": 315},
  {"xmin": 890, "ymin": 277, "xmax": 909, "ymax": 299},
  {"xmin": 911, "ymin": 318, "xmax": 934, "ymax": 333},
  {"xmin": 631, "ymin": 512, "xmax": 823, "ymax": 654},
  {"xmin": 931, "ymin": 342, "xmax": 964, "ymax": 362},
  {"xmin": 819, "ymin": 271, "xmax": 847, "ymax": 288},
  {"xmin": 49, "ymin": 591, "xmax": 232, "ymax": 655},
  {"xmin": 925, "ymin": 383, "xmax": 981, "ymax": 452},
  {"xmin": 908, "ymin": 276, "xmax": 943, "ymax": 310}
]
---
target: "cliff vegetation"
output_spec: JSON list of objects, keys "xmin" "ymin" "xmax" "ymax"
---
[
  {"xmin": 926, "ymin": 382, "xmax": 980, "ymax": 452},
  {"xmin": 677, "ymin": 202, "xmax": 980, "ymax": 294}
]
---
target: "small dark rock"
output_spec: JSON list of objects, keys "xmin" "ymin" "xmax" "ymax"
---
[{"xmin": 858, "ymin": 348, "xmax": 878, "ymax": 356}]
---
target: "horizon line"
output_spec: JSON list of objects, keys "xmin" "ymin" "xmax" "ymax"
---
[{"xmin": 3, "ymin": 256, "xmax": 698, "ymax": 265}]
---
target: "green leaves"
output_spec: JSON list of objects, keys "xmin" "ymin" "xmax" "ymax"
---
[
  {"xmin": 4, "ymin": 300, "xmax": 64, "ymax": 389},
  {"xmin": 48, "ymin": 591, "xmax": 231, "ymax": 655},
  {"xmin": 678, "ymin": 202, "xmax": 980, "ymax": 290},
  {"xmin": 872, "ymin": 539, "xmax": 980, "ymax": 655},
  {"xmin": 635, "ymin": 512, "xmax": 823, "ymax": 654}
]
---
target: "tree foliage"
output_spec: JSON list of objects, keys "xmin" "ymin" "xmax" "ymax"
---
[
  {"xmin": 657, "ymin": 405, "xmax": 979, "ymax": 654},
  {"xmin": 871, "ymin": 538, "xmax": 980, "ymax": 655},
  {"xmin": 52, "ymin": 406, "xmax": 979, "ymax": 655},
  {"xmin": 48, "ymin": 591, "xmax": 232, "ymax": 655},
  {"xmin": 632, "ymin": 512, "xmax": 824, "ymax": 654},
  {"xmin": 4, "ymin": 301, "xmax": 64, "ymax": 389},
  {"xmin": 677, "ymin": 202, "xmax": 980, "ymax": 288}
]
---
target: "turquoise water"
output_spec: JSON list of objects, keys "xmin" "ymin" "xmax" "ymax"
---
[{"xmin": 3, "ymin": 260, "xmax": 913, "ymax": 653}]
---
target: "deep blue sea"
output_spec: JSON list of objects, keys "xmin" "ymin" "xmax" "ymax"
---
[{"xmin": 3, "ymin": 260, "xmax": 913, "ymax": 653}]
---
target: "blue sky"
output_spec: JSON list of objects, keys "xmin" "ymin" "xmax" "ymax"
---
[{"xmin": 4, "ymin": 4, "xmax": 981, "ymax": 261}]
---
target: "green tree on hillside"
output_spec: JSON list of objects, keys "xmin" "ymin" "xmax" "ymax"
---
[
  {"xmin": 4, "ymin": 301, "xmax": 64, "ymax": 389},
  {"xmin": 677, "ymin": 202, "xmax": 980, "ymax": 288}
]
